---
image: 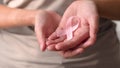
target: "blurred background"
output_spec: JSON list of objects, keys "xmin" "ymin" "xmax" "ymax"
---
[{"xmin": 0, "ymin": 0, "xmax": 2, "ymax": 4}]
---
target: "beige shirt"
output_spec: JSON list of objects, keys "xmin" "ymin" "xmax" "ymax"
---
[{"xmin": 4, "ymin": 0, "xmax": 73, "ymax": 15}]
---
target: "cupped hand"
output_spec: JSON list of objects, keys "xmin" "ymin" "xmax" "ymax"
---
[
  {"xmin": 34, "ymin": 11, "xmax": 61, "ymax": 51},
  {"xmin": 47, "ymin": 0, "xmax": 99, "ymax": 58}
]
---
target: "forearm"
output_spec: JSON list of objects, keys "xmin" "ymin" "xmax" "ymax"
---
[{"xmin": 0, "ymin": 5, "xmax": 37, "ymax": 28}]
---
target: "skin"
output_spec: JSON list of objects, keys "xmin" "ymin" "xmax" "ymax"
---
[
  {"xmin": 0, "ymin": 5, "xmax": 36, "ymax": 28},
  {"xmin": 0, "ymin": 0, "xmax": 120, "ymax": 58},
  {"xmin": 46, "ymin": 0, "xmax": 120, "ymax": 58},
  {"xmin": 34, "ymin": 11, "xmax": 61, "ymax": 51},
  {"xmin": 0, "ymin": 5, "xmax": 61, "ymax": 51},
  {"xmin": 47, "ymin": 0, "xmax": 98, "ymax": 58}
]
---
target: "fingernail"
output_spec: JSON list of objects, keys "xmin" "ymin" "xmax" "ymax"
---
[{"xmin": 40, "ymin": 44, "xmax": 46, "ymax": 52}]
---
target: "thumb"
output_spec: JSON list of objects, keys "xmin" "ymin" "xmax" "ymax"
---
[
  {"xmin": 35, "ymin": 26, "xmax": 47, "ymax": 51},
  {"xmin": 34, "ymin": 13, "xmax": 47, "ymax": 51}
]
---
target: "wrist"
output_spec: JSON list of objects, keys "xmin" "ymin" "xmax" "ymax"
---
[
  {"xmin": 74, "ymin": 0, "xmax": 99, "ymax": 15},
  {"xmin": 14, "ymin": 9, "xmax": 38, "ymax": 26}
]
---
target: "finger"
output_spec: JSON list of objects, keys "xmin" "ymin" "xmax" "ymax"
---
[
  {"xmin": 46, "ymin": 35, "xmax": 66, "ymax": 51},
  {"xmin": 89, "ymin": 16, "xmax": 98, "ymax": 38},
  {"xmin": 81, "ymin": 17, "xmax": 98, "ymax": 48},
  {"xmin": 46, "ymin": 35, "xmax": 66, "ymax": 45},
  {"xmin": 47, "ymin": 44, "xmax": 58, "ymax": 51},
  {"xmin": 35, "ymin": 27, "xmax": 47, "ymax": 51},
  {"xmin": 35, "ymin": 15, "xmax": 47, "ymax": 51},
  {"xmin": 80, "ymin": 37, "xmax": 96, "ymax": 49},
  {"xmin": 59, "ymin": 47, "xmax": 84, "ymax": 58},
  {"xmin": 48, "ymin": 32, "xmax": 58, "ymax": 40},
  {"xmin": 55, "ymin": 28, "xmax": 89, "ymax": 51}
]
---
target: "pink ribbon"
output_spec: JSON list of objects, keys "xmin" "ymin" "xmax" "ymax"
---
[{"xmin": 57, "ymin": 16, "xmax": 80, "ymax": 40}]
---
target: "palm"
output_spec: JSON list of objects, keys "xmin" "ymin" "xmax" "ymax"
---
[
  {"xmin": 35, "ymin": 11, "xmax": 61, "ymax": 51},
  {"xmin": 54, "ymin": 0, "xmax": 99, "ymax": 45},
  {"xmin": 47, "ymin": 1, "xmax": 99, "ymax": 58}
]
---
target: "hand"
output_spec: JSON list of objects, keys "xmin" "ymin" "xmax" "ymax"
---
[
  {"xmin": 47, "ymin": 0, "xmax": 99, "ymax": 58},
  {"xmin": 34, "ymin": 11, "xmax": 61, "ymax": 51}
]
